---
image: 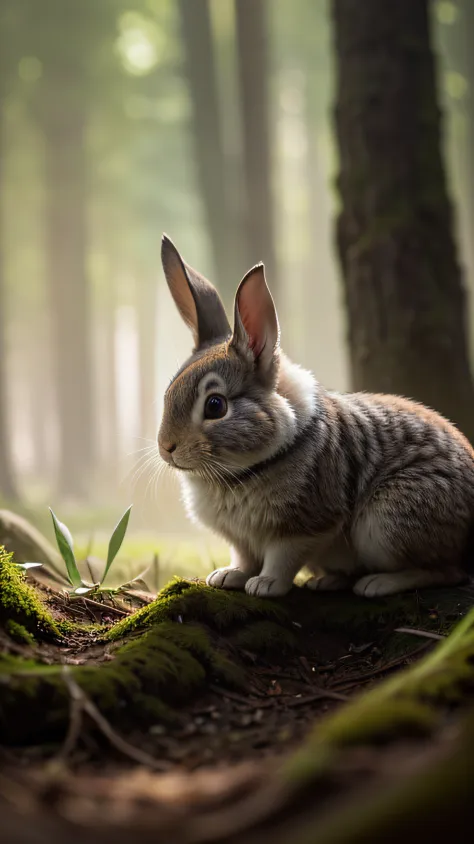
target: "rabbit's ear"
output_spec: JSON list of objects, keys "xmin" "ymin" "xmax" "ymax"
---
[
  {"xmin": 161, "ymin": 235, "xmax": 231, "ymax": 350},
  {"xmin": 231, "ymin": 263, "xmax": 280, "ymax": 372}
]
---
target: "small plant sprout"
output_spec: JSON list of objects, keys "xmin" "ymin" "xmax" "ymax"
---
[
  {"xmin": 102, "ymin": 504, "xmax": 133, "ymax": 585},
  {"xmin": 49, "ymin": 505, "xmax": 133, "ymax": 595},
  {"xmin": 49, "ymin": 508, "xmax": 82, "ymax": 590}
]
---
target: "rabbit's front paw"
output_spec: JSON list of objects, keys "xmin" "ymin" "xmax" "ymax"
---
[
  {"xmin": 245, "ymin": 575, "xmax": 290, "ymax": 598},
  {"xmin": 206, "ymin": 568, "xmax": 248, "ymax": 590}
]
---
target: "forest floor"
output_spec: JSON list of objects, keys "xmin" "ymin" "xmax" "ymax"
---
[
  {"xmin": 2, "ymin": 574, "xmax": 437, "ymax": 772},
  {"xmin": 2, "ymin": 543, "xmax": 474, "ymax": 843}
]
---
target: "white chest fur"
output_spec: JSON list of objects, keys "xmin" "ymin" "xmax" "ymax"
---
[{"xmin": 181, "ymin": 475, "xmax": 281, "ymax": 559}]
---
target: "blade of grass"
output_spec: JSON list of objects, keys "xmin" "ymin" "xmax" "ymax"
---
[
  {"xmin": 49, "ymin": 508, "xmax": 82, "ymax": 589},
  {"xmin": 101, "ymin": 505, "xmax": 132, "ymax": 585}
]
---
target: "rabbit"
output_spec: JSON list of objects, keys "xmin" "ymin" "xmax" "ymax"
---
[{"xmin": 158, "ymin": 234, "xmax": 474, "ymax": 599}]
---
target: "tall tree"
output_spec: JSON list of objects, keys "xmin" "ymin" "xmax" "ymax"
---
[
  {"xmin": 332, "ymin": 0, "xmax": 474, "ymax": 438},
  {"xmin": 235, "ymin": 0, "xmax": 277, "ymax": 291},
  {"xmin": 136, "ymin": 266, "xmax": 158, "ymax": 443},
  {"xmin": 435, "ymin": 0, "xmax": 474, "ymax": 300},
  {"xmin": 31, "ymin": 0, "xmax": 120, "ymax": 497},
  {"xmin": 457, "ymin": 0, "xmax": 474, "ymax": 276},
  {"xmin": 0, "ymin": 182, "xmax": 19, "ymax": 502},
  {"xmin": 177, "ymin": 0, "xmax": 239, "ymax": 303},
  {"xmin": 0, "ymin": 2, "xmax": 20, "ymax": 501},
  {"xmin": 40, "ymin": 73, "xmax": 92, "ymax": 498}
]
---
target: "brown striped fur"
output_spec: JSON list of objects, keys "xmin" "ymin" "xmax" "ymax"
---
[{"xmin": 159, "ymin": 237, "xmax": 474, "ymax": 598}]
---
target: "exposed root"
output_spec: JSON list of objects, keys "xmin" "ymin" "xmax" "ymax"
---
[{"xmin": 57, "ymin": 667, "xmax": 171, "ymax": 771}]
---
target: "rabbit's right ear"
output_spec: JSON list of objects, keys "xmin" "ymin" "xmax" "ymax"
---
[{"xmin": 161, "ymin": 235, "xmax": 231, "ymax": 350}]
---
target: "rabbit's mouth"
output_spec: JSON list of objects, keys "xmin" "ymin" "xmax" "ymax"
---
[
  {"xmin": 168, "ymin": 453, "xmax": 198, "ymax": 472},
  {"xmin": 171, "ymin": 460, "xmax": 192, "ymax": 471}
]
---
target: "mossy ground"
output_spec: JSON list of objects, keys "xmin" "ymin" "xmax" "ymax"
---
[
  {"xmin": 0, "ymin": 547, "xmax": 61, "ymax": 638},
  {"xmin": 2, "ymin": 540, "xmax": 474, "ymax": 756},
  {"xmin": 3, "ymin": 541, "xmax": 474, "ymax": 842}
]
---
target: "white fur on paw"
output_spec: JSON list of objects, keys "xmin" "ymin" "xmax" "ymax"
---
[
  {"xmin": 354, "ymin": 574, "xmax": 403, "ymax": 598},
  {"xmin": 306, "ymin": 574, "xmax": 350, "ymax": 592},
  {"xmin": 245, "ymin": 575, "xmax": 290, "ymax": 598},
  {"xmin": 206, "ymin": 568, "xmax": 248, "ymax": 590}
]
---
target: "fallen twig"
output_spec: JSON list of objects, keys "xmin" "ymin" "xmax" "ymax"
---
[
  {"xmin": 286, "ymin": 688, "xmax": 350, "ymax": 707},
  {"xmin": 331, "ymin": 642, "xmax": 432, "ymax": 692},
  {"xmin": 394, "ymin": 626, "xmax": 445, "ymax": 641},
  {"xmin": 209, "ymin": 684, "xmax": 262, "ymax": 707},
  {"xmin": 74, "ymin": 595, "xmax": 129, "ymax": 617}
]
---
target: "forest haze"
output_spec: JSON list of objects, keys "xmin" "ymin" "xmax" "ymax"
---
[{"xmin": 0, "ymin": 0, "xmax": 473, "ymax": 564}]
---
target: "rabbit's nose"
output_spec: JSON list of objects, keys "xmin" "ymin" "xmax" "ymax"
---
[{"xmin": 161, "ymin": 441, "xmax": 176, "ymax": 454}]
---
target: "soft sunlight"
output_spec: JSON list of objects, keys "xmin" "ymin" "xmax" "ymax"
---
[{"xmin": 116, "ymin": 13, "xmax": 160, "ymax": 75}]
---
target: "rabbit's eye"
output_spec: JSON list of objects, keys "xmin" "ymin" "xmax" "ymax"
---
[{"xmin": 204, "ymin": 394, "xmax": 228, "ymax": 420}]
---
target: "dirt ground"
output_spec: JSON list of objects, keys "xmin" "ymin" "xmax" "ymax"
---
[{"xmin": 2, "ymin": 568, "xmax": 474, "ymax": 844}]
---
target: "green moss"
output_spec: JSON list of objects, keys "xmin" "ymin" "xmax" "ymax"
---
[
  {"xmin": 293, "ymin": 715, "xmax": 474, "ymax": 844},
  {"xmin": 156, "ymin": 620, "xmax": 246, "ymax": 688},
  {"xmin": 0, "ymin": 546, "xmax": 60, "ymax": 638},
  {"xmin": 107, "ymin": 579, "xmax": 289, "ymax": 641},
  {"xmin": 0, "ymin": 617, "xmax": 248, "ymax": 744},
  {"xmin": 232, "ymin": 620, "xmax": 299, "ymax": 654},
  {"xmin": 2, "ymin": 566, "xmax": 472, "ymax": 752},
  {"xmin": 317, "ymin": 698, "xmax": 438, "ymax": 748},
  {"xmin": 5, "ymin": 620, "xmax": 35, "ymax": 646}
]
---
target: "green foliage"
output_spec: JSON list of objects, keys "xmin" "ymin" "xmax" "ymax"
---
[
  {"xmin": 49, "ymin": 508, "xmax": 82, "ymax": 589},
  {"xmin": 103, "ymin": 504, "xmax": 132, "ymax": 583},
  {"xmin": 49, "ymin": 505, "xmax": 133, "ymax": 594}
]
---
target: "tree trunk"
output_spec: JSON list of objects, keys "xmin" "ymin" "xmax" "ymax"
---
[
  {"xmin": 137, "ymin": 270, "xmax": 158, "ymax": 443},
  {"xmin": 235, "ymin": 0, "xmax": 277, "ymax": 293},
  {"xmin": 177, "ymin": 0, "xmax": 238, "ymax": 304},
  {"xmin": 458, "ymin": 0, "xmax": 474, "ymax": 257},
  {"xmin": 332, "ymin": 0, "xmax": 474, "ymax": 439},
  {"xmin": 0, "ymin": 114, "xmax": 19, "ymax": 502},
  {"xmin": 102, "ymin": 291, "xmax": 119, "ymax": 481},
  {"xmin": 95, "ymin": 266, "xmax": 119, "ymax": 485},
  {"xmin": 456, "ymin": 0, "xmax": 474, "ymax": 307},
  {"xmin": 40, "ymin": 89, "xmax": 94, "ymax": 499}
]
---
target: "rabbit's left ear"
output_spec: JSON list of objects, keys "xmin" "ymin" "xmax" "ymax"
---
[
  {"xmin": 161, "ymin": 234, "xmax": 231, "ymax": 350},
  {"xmin": 231, "ymin": 263, "xmax": 280, "ymax": 372}
]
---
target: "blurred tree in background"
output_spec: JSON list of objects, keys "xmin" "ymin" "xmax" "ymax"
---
[
  {"xmin": 0, "ymin": 0, "xmax": 21, "ymax": 501},
  {"xmin": 177, "ymin": 0, "xmax": 238, "ymax": 303},
  {"xmin": 235, "ymin": 0, "xmax": 277, "ymax": 293},
  {"xmin": 32, "ymin": 0, "xmax": 122, "ymax": 498}
]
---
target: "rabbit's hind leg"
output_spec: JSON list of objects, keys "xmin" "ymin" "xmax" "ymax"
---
[
  {"xmin": 351, "ymin": 467, "xmax": 470, "ymax": 598},
  {"xmin": 304, "ymin": 532, "xmax": 358, "ymax": 592}
]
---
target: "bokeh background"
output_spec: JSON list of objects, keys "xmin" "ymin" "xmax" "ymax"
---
[{"xmin": 0, "ymin": 0, "xmax": 472, "ymax": 582}]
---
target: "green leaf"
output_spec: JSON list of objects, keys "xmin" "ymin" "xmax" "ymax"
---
[
  {"xmin": 49, "ymin": 508, "xmax": 82, "ymax": 589},
  {"xmin": 102, "ymin": 505, "xmax": 133, "ymax": 584}
]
